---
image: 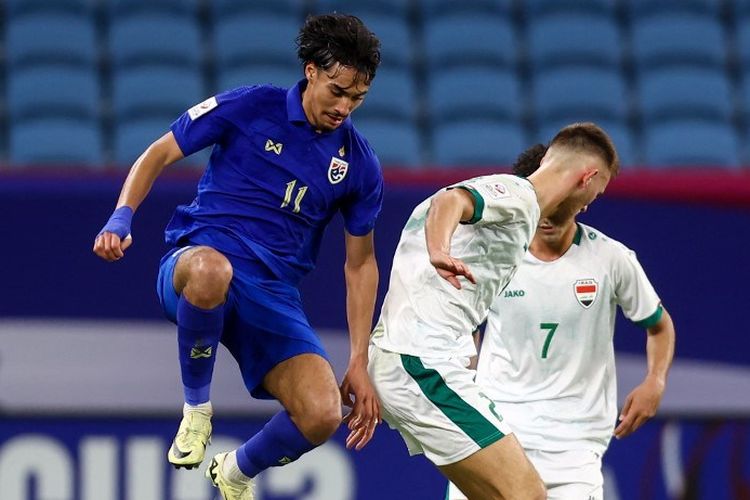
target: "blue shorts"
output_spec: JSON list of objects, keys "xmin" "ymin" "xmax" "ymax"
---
[{"xmin": 156, "ymin": 246, "xmax": 329, "ymax": 400}]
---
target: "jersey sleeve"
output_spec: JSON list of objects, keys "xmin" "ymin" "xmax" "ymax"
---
[
  {"xmin": 170, "ymin": 87, "xmax": 257, "ymax": 157},
  {"xmin": 340, "ymin": 153, "xmax": 384, "ymax": 236},
  {"xmin": 451, "ymin": 176, "xmax": 527, "ymax": 225},
  {"xmin": 612, "ymin": 244, "xmax": 663, "ymax": 328}
]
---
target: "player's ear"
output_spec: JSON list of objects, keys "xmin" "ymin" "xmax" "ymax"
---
[
  {"xmin": 304, "ymin": 62, "xmax": 316, "ymax": 82},
  {"xmin": 582, "ymin": 168, "xmax": 599, "ymax": 187}
]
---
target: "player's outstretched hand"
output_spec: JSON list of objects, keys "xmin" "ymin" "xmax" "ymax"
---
[
  {"xmin": 93, "ymin": 232, "xmax": 133, "ymax": 262},
  {"xmin": 341, "ymin": 359, "xmax": 381, "ymax": 451},
  {"xmin": 614, "ymin": 375, "xmax": 665, "ymax": 439},
  {"xmin": 429, "ymin": 251, "xmax": 476, "ymax": 290}
]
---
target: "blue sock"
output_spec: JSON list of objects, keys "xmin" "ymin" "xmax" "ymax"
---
[
  {"xmin": 236, "ymin": 411, "xmax": 317, "ymax": 478},
  {"xmin": 176, "ymin": 296, "xmax": 223, "ymax": 405}
]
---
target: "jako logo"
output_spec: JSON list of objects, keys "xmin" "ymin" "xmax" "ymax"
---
[{"xmin": 504, "ymin": 290, "xmax": 525, "ymax": 298}]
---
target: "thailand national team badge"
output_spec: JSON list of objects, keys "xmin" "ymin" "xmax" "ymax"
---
[
  {"xmin": 328, "ymin": 157, "xmax": 349, "ymax": 184},
  {"xmin": 574, "ymin": 279, "xmax": 598, "ymax": 309}
]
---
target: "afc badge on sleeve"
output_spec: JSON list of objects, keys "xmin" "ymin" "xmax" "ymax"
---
[
  {"xmin": 328, "ymin": 157, "xmax": 349, "ymax": 184},
  {"xmin": 574, "ymin": 279, "xmax": 598, "ymax": 308}
]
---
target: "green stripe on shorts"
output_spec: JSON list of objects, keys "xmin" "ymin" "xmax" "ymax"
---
[{"xmin": 400, "ymin": 354, "xmax": 504, "ymax": 448}]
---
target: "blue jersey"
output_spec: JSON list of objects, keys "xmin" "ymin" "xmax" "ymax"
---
[{"xmin": 166, "ymin": 80, "xmax": 384, "ymax": 285}]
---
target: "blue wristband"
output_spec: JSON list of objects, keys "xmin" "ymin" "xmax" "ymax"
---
[{"xmin": 98, "ymin": 206, "xmax": 133, "ymax": 239}]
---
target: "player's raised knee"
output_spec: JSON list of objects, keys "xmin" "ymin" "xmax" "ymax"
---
[
  {"xmin": 297, "ymin": 394, "xmax": 342, "ymax": 445},
  {"xmin": 182, "ymin": 248, "xmax": 233, "ymax": 307}
]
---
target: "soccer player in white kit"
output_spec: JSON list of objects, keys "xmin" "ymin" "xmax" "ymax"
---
[
  {"xmin": 351, "ymin": 124, "xmax": 620, "ymax": 499},
  {"xmin": 447, "ymin": 143, "xmax": 676, "ymax": 499}
]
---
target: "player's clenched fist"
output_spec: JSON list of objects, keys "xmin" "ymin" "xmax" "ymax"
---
[{"xmin": 93, "ymin": 206, "xmax": 134, "ymax": 262}]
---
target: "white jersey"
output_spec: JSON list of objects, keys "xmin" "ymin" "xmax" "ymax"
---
[
  {"xmin": 476, "ymin": 223, "xmax": 662, "ymax": 454},
  {"xmin": 372, "ymin": 174, "xmax": 540, "ymax": 359}
]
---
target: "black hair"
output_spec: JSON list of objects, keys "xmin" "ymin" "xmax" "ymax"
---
[
  {"xmin": 296, "ymin": 13, "xmax": 381, "ymax": 84},
  {"xmin": 512, "ymin": 143, "xmax": 548, "ymax": 177}
]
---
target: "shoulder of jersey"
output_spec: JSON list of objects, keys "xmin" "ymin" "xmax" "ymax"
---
[{"xmin": 578, "ymin": 223, "xmax": 634, "ymax": 256}]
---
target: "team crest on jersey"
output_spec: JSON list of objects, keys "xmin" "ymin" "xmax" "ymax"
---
[
  {"xmin": 574, "ymin": 279, "xmax": 598, "ymax": 309},
  {"xmin": 328, "ymin": 157, "xmax": 349, "ymax": 184}
]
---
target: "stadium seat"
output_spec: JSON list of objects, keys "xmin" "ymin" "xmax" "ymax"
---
[
  {"xmin": 532, "ymin": 67, "xmax": 628, "ymax": 123},
  {"xmin": 6, "ymin": 13, "xmax": 96, "ymax": 67},
  {"xmin": 108, "ymin": 0, "xmax": 199, "ymax": 16},
  {"xmin": 217, "ymin": 65, "xmax": 301, "ymax": 93},
  {"xmin": 10, "ymin": 118, "xmax": 103, "ymax": 166},
  {"xmin": 8, "ymin": 65, "xmax": 99, "ymax": 120},
  {"xmin": 523, "ymin": 0, "xmax": 614, "ymax": 15},
  {"xmin": 109, "ymin": 14, "xmax": 201, "ymax": 69},
  {"xmin": 114, "ymin": 118, "xmax": 211, "ymax": 168},
  {"xmin": 357, "ymin": 69, "xmax": 417, "ymax": 121},
  {"xmin": 538, "ymin": 120, "xmax": 638, "ymax": 168},
  {"xmin": 423, "ymin": 14, "xmax": 516, "ymax": 68},
  {"xmin": 319, "ymin": 0, "xmax": 411, "ymax": 17},
  {"xmin": 627, "ymin": 0, "xmax": 720, "ymax": 17},
  {"xmin": 212, "ymin": 0, "xmax": 305, "ymax": 17},
  {"xmin": 630, "ymin": 13, "xmax": 726, "ymax": 69},
  {"xmin": 419, "ymin": 0, "xmax": 512, "ymax": 18},
  {"xmin": 214, "ymin": 14, "xmax": 299, "ymax": 69},
  {"xmin": 643, "ymin": 120, "xmax": 740, "ymax": 167},
  {"xmin": 427, "ymin": 67, "xmax": 521, "ymax": 122},
  {"xmin": 527, "ymin": 14, "xmax": 621, "ymax": 69},
  {"xmin": 356, "ymin": 13, "xmax": 413, "ymax": 67},
  {"xmin": 432, "ymin": 120, "xmax": 525, "ymax": 167},
  {"xmin": 354, "ymin": 118, "xmax": 422, "ymax": 167},
  {"xmin": 638, "ymin": 67, "xmax": 733, "ymax": 122},
  {"xmin": 112, "ymin": 67, "xmax": 204, "ymax": 120},
  {"xmin": 734, "ymin": 17, "xmax": 750, "ymax": 67},
  {"xmin": 6, "ymin": 0, "xmax": 92, "ymax": 16}
]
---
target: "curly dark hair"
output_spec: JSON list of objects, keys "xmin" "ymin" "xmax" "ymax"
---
[
  {"xmin": 512, "ymin": 143, "xmax": 548, "ymax": 178},
  {"xmin": 296, "ymin": 13, "xmax": 381, "ymax": 84}
]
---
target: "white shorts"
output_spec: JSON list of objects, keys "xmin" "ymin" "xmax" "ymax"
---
[
  {"xmin": 446, "ymin": 448, "xmax": 603, "ymax": 499},
  {"xmin": 368, "ymin": 345, "xmax": 513, "ymax": 466}
]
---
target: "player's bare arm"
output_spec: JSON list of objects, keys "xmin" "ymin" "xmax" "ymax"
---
[
  {"xmin": 93, "ymin": 132, "xmax": 184, "ymax": 262},
  {"xmin": 615, "ymin": 307, "xmax": 675, "ymax": 438},
  {"xmin": 341, "ymin": 230, "xmax": 381, "ymax": 450},
  {"xmin": 425, "ymin": 189, "xmax": 477, "ymax": 289}
]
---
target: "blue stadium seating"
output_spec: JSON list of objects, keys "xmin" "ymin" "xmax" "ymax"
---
[
  {"xmin": 532, "ymin": 67, "xmax": 628, "ymax": 123},
  {"xmin": 10, "ymin": 118, "xmax": 103, "ymax": 166},
  {"xmin": 354, "ymin": 118, "xmax": 422, "ymax": 167},
  {"xmin": 109, "ymin": 14, "xmax": 201, "ymax": 68},
  {"xmin": 212, "ymin": 0, "xmax": 304, "ymax": 17},
  {"xmin": 423, "ymin": 14, "xmax": 516, "ymax": 68},
  {"xmin": 627, "ymin": 0, "xmax": 720, "ymax": 17},
  {"xmin": 643, "ymin": 120, "xmax": 740, "ymax": 167},
  {"xmin": 638, "ymin": 67, "xmax": 733, "ymax": 122},
  {"xmin": 8, "ymin": 66, "xmax": 99, "ymax": 121},
  {"xmin": 320, "ymin": 0, "xmax": 411, "ymax": 17},
  {"xmin": 630, "ymin": 14, "xmax": 726, "ymax": 68},
  {"xmin": 213, "ymin": 14, "xmax": 299, "ymax": 69},
  {"xmin": 427, "ymin": 67, "xmax": 521, "ymax": 122},
  {"xmin": 419, "ymin": 0, "xmax": 512, "ymax": 18},
  {"xmin": 356, "ymin": 13, "xmax": 413, "ymax": 67},
  {"xmin": 112, "ymin": 67, "xmax": 204, "ymax": 120},
  {"xmin": 6, "ymin": 0, "xmax": 93, "ymax": 16},
  {"xmin": 217, "ymin": 66, "xmax": 301, "ymax": 93},
  {"xmin": 432, "ymin": 120, "xmax": 525, "ymax": 166},
  {"xmin": 358, "ymin": 69, "xmax": 417, "ymax": 121},
  {"xmin": 527, "ymin": 14, "xmax": 621, "ymax": 69},
  {"xmin": 734, "ymin": 17, "xmax": 750, "ymax": 67},
  {"xmin": 108, "ymin": 0, "xmax": 199, "ymax": 16},
  {"xmin": 114, "ymin": 118, "xmax": 212, "ymax": 168},
  {"xmin": 6, "ymin": 13, "xmax": 96, "ymax": 68},
  {"xmin": 523, "ymin": 0, "xmax": 614, "ymax": 15}
]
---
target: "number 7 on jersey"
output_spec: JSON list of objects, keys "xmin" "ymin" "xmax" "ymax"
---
[{"xmin": 539, "ymin": 322, "xmax": 559, "ymax": 359}]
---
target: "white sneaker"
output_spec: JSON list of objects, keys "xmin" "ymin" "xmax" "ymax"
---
[
  {"xmin": 167, "ymin": 411, "xmax": 212, "ymax": 469},
  {"xmin": 205, "ymin": 452, "xmax": 255, "ymax": 500}
]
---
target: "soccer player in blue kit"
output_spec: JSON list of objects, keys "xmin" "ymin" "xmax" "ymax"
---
[{"xmin": 93, "ymin": 14, "xmax": 383, "ymax": 499}]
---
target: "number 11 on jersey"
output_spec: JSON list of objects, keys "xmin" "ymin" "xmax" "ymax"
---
[
  {"xmin": 539, "ymin": 323, "xmax": 559, "ymax": 359},
  {"xmin": 281, "ymin": 179, "xmax": 308, "ymax": 213}
]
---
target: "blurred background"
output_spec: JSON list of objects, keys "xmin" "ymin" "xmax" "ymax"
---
[{"xmin": 1, "ymin": 0, "xmax": 749, "ymax": 499}]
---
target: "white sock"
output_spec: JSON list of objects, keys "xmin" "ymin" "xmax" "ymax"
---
[
  {"xmin": 183, "ymin": 401, "xmax": 213, "ymax": 416},
  {"xmin": 222, "ymin": 450, "xmax": 251, "ymax": 483}
]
